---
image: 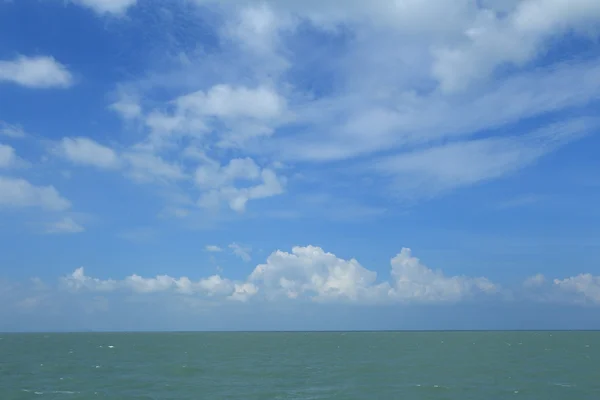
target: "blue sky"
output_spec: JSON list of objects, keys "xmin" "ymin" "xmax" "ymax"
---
[{"xmin": 1, "ymin": 0, "xmax": 600, "ymax": 331}]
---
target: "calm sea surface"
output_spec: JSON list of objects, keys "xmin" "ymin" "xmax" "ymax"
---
[{"xmin": 0, "ymin": 331, "xmax": 598, "ymax": 399}]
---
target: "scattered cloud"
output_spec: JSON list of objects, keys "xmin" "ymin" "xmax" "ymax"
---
[
  {"xmin": 205, "ymin": 245, "xmax": 223, "ymax": 252},
  {"xmin": 46, "ymin": 217, "xmax": 85, "ymax": 234},
  {"xmin": 0, "ymin": 55, "xmax": 73, "ymax": 88},
  {"xmin": 196, "ymin": 158, "xmax": 285, "ymax": 213},
  {"xmin": 431, "ymin": 0, "xmax": 600, "ymax": 92},
  {"xmin": 56, "ymin": 137, "xmax": 121, "ymax": 170},
  {"xmin": 123, "ymin": 151, "xmax": 186, "ymax": 184},
  {"xmin": 374, "ymin": 118, "xmax": 595, "ymax": 198},
  {"xmin": 109, "ymin": 94, "xmax": 142, "ymax": 120},
  {"xmin": 229, "ymin": 242, "xmax": 252, "ymax": 262},
  {"xmin": 0, "ymin": 121, "xmax": 27, "ymax": 138},
  {"xmin": 71, "ymin": 0, "xmax": 137, "ymax": 15},
  {"xmin": 0, "ymin": 176, "xmax": 71, "ymax": 211},
  {"xmin": 139, "ymin": 83, "xmax": 288, "ymax": 151}
]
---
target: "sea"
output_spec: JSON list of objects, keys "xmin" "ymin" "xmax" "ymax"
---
[{"xmin": 0, "ymin": 331, "xmax": 598, "ymax": 399}]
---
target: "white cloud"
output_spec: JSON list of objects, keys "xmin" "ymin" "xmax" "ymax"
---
[
  {"xmin": 0, "ymin": 122, "xmax": 26, "ymax": 138},
  {"xmin": 0, "ymin": 144, "xmax": 21, "ymax": 168},
  {"xmin": 432, "ymin": 0, "xmax": 600, "ymax": 92},
  {"xmin": 71, "ymin": 0, "xmax": 137, "ymax": 15},
  {"xmin": 524, "ymin": 273, "xmax": 546, "ymax": 288},
  {"xmin": 178, "ymin": 84, "xmax": 285, "ymax": 120},
  {"xmin": 0, "ymin": 56, "xmax": 73, "ymax": 88},
  {"xmin": 30, "ymin": 244, "xmax": 600, "ymax": 308},
  {"xmin": 249, "ymin": 246, "xmax": 384, "ymax": 302},
  {"xmin": 57, "ymin": 245, "xmax": 496, "ymax": 304},
  {"xmin": 0, "ymin": 176, "xmax": 71, "ymax": 211},
  {"xmin": 46, "ymin": 217, "xmax": 85, "ymax": 234},
  {"xmin": 196, "ymin": 158, "xmax": 285, "ymax": 212},
  {"xmin": 57, "ymin": 137, "xmax": 121, "ymax": 169},
  {"xmin": 124, "ymin": 151, "xmax": 185, "ymax": 183},
  {"xmin": 139, "ymin": 84, "xmax": 287, "ymax": 151},
  {"xmin": 61, "ymin": 267, "xmax": 252, "ymax": 301},
  {"xmin": 109, "ymin": 94, "xmax": 142, "ymax": 120},
  {"xmin": 373, "ymin": 118, "xmax": 595, "ymax": 198},
  {"xmin": 554, "ymin": 274, "xmax": 600, "ymax": 304},
  {"xmin": 388, "ymin": 248, "xmax": 497, "ymax": 302},
  {"xmin": 205, "ymin": 245, "xmax": 223, "ymax": 252},
  {"xmin": 249, "ymin": 246, "xmax": 496, "ymax": 303},
  {"xmin": 92, "ymin": 0, "xmax": 600, "ymax": 211},
  {"xmin": 270, "ymin": 60, "xmax": 600, "ymax": 163},
  {"xmin": 229, "ymin": 243, "xmax": 252, "ymax": 262},
  {"xmin": 62, "ymin": 267, "xmax": 120, "ymax": 292}
]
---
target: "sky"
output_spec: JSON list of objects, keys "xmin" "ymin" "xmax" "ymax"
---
[{"xmin": 1, "ymin": 0, "xmax": 600, "ymax": 332}]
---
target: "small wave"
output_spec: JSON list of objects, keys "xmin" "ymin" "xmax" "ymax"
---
[
  {"xmin": 553, "ymin": 383, "xmax": 575, "ymax": 388},
  {"xmin": 24, "ymin": 390, "xmax": 79, "ymax": 395}
]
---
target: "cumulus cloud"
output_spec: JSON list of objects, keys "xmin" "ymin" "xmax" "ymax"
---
[
  {"xmin": 71, "ymin": 0, "xmax": 137, "ymax": 15},
  {"xmin": 249, "ymin": 246, "xmax": 496, "ymax": 303},
  {"xmin": 0, "ymin": 176, "xmax": 71, "ymax": 211},
  {"xmin": 0, "ymin": 55, "xmax": 73, "ymax": 88},
  {"xmin": 57, "ymin": 137, "xmax": 121, "ymax": 169},
  {"xmin": 4, "ymin": 245, "xmax": 596, "ymax": 309},
  {"xmin": 54, "ymin": 246, "xmax": 499, "ymax": 305},
  {"xmin": 61, "ymin": 267, "xmax": 254, "ymax": 301},
  {"xmin": 388, "ymin": 248, "xmax": 497, "ymax": 302},
  {"xmin": 554, "ymin": 274, "xmax": 600, "ymax": 304},
  {"xmin": 249, "ymin": 246, "xmax": 384, "ymax": 302}
]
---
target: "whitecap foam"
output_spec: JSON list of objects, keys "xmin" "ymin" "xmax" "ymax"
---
[{"xmin": 553, "ymin": 383, "xmax": 574, "ymax": 388}]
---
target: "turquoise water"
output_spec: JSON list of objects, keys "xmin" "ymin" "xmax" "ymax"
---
[{"xmin": 1, "ymin": 331, "xmax": 598, "ymax": 399}]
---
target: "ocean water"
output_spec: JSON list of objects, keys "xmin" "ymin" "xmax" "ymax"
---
[{"xmin": 0, "ymin": 331, "xmax": 598, "ymax": 399}]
